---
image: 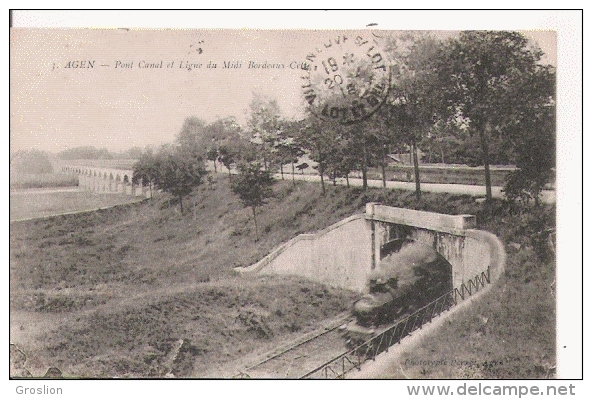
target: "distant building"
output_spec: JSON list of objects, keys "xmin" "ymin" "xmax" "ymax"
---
[{"xmin": 387, "ymin": 149, "xmax": 425, "ymax": 166}]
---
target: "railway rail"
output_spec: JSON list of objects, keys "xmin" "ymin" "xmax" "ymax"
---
[{"xmin": 232, "ymin": 313, "xmax": 351, "ymax": 378}]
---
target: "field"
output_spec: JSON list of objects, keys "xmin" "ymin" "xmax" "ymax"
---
[
  {"xmin": 9, "ymin": 190, "xmax": 144, "ymax": 221},
  {"xmin": 10, "ymin": 173, "xmax": 79, "ymax": 190},
  {"xmin": 9, "ymin": 177, "xmax": 556, "ymax": 378}
]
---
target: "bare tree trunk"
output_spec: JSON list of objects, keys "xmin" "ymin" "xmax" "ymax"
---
[
  {"xmin": 317, "ymin": 144, "xmax": 326, "ymax": 195},
  {"xmin": 280, "ymin": 164, "xmax": 284, "ymax": 180},
  {"xmin": 213, "ymin": 161, "xmax": 217, "ymax": 173},
  {"xmin": 262, "ymin": 142, "xmax": 268, "ymax": 171},
  {"xmin": 346, "ymin": 174, "xmax": 350, "ymax": 188},
  {"xmin": 252, "ymin": 206, "xmax": 259, "ymax": 241},
  {"xmin": 480, "ymin": 128, "xmax": 493, "ymax": 202},
  {"xmin": 412, "ymin": 139, "xmax": 421, "ymax": 201},
  {"xmin": 381, "ymin": 143, "xmax": 387, "ymax": 193},
  {"xmin": 362, "ymin": 140, "xmax": 368, "ymax": 190},
  {"xmin": 291, "ymin": 161, "xmax": 296, "ymax": 186},
  {"xmin": 179, "ymin": 195, "xmax": 184, "ymax": 213}
]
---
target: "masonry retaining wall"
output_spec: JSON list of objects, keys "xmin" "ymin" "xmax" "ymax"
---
[{"xmin": 236, "ymin": 203, "xmax": 505, "ymax": 293}]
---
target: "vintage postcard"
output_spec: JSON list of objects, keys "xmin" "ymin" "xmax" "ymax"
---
[{"xmin": 8, "ymin": 10, "xmax": 581, "ymax": 393}]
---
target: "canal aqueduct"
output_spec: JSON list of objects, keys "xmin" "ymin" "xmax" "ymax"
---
[{"xmin": 61, "ymin": 165, "xmax": 148, "ymax": 197}]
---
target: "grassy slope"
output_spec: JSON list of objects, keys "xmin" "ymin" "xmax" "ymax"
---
[
  {"xmin": 10, "ymin": 177, "xmax": 363, "ymax": 377},
  {"xmin": 9, "ymin": 176, "xmax": 555, "ymax": 378}
]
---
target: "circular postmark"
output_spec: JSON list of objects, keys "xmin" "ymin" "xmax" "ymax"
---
[{"xmin": 302, "ymin": 33, "xmax": 392, "ymax": 125}]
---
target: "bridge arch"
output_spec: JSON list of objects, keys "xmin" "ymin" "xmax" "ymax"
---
[{"xmin": 61, "ymin": 164, "xmax": 140, "ymax": 197}]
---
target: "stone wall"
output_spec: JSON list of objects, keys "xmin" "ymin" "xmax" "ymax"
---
[{"xmin": 237, "ymin": 215, "xmax": 372, "ymax": 292}]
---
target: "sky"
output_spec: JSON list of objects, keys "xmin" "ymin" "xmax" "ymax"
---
[{"xmin": 10, "ymin": 26, "xmax": 556, "ymax": 154}]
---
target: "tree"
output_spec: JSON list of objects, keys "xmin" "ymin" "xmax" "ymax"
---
[
  {"xmin": 247, "ymin": 93, "xmax": 283, "ymax": 171},
  {"xmin": 151, "ymin": 146, "xmax": 207, "ymax": 213},
  {"xmin": 323, "ymin": 133, "xmax": 358, "ymax": 188},
  {"xmin": 419, "ymin": 119, "xmax": 469, "ymax": 164},
  {"xmin": 206, "ymin": 147, "xmax": 219, "ymax": 173},
  {"xmin": 204, "ymin": 116, "xmax": 244, "ymax": 174},
  {"xmin": 57, "ymin": 146, "xmax": 113, "ymax": 160},
  {"xmin": 379, "ymin": 33, "xmax": 444, "ymax": 200},
  {"xmin": 297, "ymin": 116, "xmax": 340, "ymax": 195},
  {"xmin": 274, "ymin": 138, "xmax": 305, "ymax": 185},
  {"xmin": 176, "ymin": 117, "xmax": 208, "ymax": 158},
  {"xmin": 272, "ymin": 139, "xmax": 290, "ymax": 180},
  {"xmin": 276, "ymin": 120, "xmax": 306, "ymax": 185},
  {"xmin": 114, "ymin": 146, "xmax": 143, "ymax": 160},
  {"xmin": 132, "ymin": 147, "xmax": 159, "ymax": 199},
  {"xmin": 205, "ymin": 117, "xmax": 242, "ymax": 142},
  {"xmin": 335, "ymin": 139, "xmax": 359, "ymax": 189},
  {"xmin": 503, "ymin": 64, "xmax": 556, "ymax": 206},
  {"xmin": 231, "ymin": 162, "xmax": 275, "ymax": 241},
  {"xmin": 217, "ymin": 144, "xmax": 236, "ymax": 180},
  {"xmin": 438, "ymin": 31, "xmax": 549, "ymax": 202}
]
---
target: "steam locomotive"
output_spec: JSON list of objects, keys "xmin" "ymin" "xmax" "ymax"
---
[{"xmin": 344, "ymin": 240, "xmax": 452, "ymax": 344}]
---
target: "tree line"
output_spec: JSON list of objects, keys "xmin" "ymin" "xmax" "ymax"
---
[{"xmin": 132, "ymin": 30, "xmax": 555, "ymax": 226}]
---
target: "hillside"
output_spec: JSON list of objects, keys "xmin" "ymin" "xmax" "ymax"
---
[{"xmin": 10, "ymin": 176, "xmax": 555, "ymax": 378}]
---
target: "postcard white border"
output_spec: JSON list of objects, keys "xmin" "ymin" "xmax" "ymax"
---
[{"xmin": 5, "ymin": 8, "xmax": 585, "ymax": 398}]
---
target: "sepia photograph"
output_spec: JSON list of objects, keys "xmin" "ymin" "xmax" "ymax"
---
[{"xmin": 8, "ymin": 9, "xmax": 581, "ymax": 387}]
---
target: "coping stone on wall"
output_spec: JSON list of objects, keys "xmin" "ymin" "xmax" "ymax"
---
[{"xmin": 365, "ymin": 202, "xmax": 476, "ymax": 235}]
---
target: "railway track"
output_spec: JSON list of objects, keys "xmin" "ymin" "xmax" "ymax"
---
[
  {"xmin": 232, "ymin": 313, "xmax": 351, "ymax": 378},
  {"xmin": 231, "ymin": 269, "xmax": 492, "ymax": 379}
]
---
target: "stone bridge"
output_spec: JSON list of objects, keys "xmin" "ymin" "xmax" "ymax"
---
[
  {"xmin": 236, "ymin": 203, "xmax": 505, "ymax": 293},
  {"xmin": 61, "ymin": 165, "xmax": 148, "ymax": 197}
]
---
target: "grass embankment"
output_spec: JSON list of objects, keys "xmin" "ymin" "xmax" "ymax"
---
[{"xmin": 10, "ymin": 176, "xmax": 555, "ymax": 378}]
